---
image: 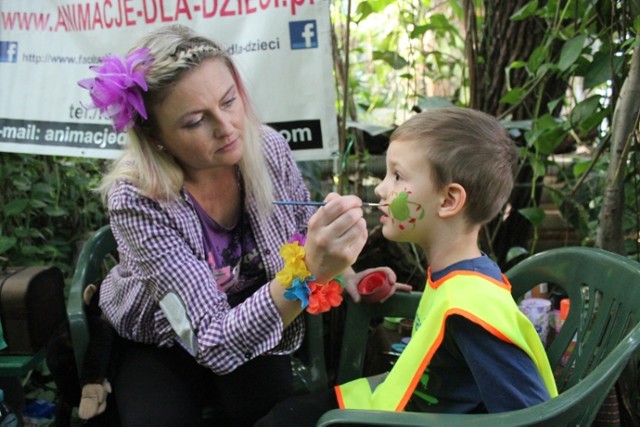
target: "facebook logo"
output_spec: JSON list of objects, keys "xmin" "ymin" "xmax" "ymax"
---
[
  {"xmin": 289, "ymin": 21, "xmax": 318, "ymax": 50},
  {"xmin": 0, "ymin": 42, "xmax": 18, "ymax": 63}
]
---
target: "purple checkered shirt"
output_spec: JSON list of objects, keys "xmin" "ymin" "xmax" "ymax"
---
[{"xmin": 99, "ymin": 126, "xmax": 316, "ymax": 374}]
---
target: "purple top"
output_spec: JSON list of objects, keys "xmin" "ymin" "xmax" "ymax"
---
[
  {"xmin": 189, "ymin": 186, "xmax": 266, "ymax": 307},
  {"xmin": 99, "ymin": 126, "xmax": 316, "ymax": 374}
]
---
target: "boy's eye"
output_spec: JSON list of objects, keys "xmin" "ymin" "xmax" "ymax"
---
[{"xmin": 394, "ymin": 172, "xmax": 402, "ymax": 181}]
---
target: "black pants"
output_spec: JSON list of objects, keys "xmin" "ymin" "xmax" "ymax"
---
[
  {"xmin": 108, "ymin": 339, "xmax": 294, "ymax": 427},
  {"xmin": 254, "ymin": 388, "xmax": 338, "ymax": 427}
]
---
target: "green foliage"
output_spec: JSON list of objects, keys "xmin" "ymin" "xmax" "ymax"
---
[
  {"xmin": 331, "ymin": 0, "xmax": 640, "ymax": 270},
  {"xmin": 0, "ymin": 153, "xmax": 107, "ymax": 274},
  {"xmin": 499, "ymin": 0, "xmax": 638, "ymax": 256},
  {"xmin": 332, "ymin": 0, "xmax": 467, "ymax": 124}
]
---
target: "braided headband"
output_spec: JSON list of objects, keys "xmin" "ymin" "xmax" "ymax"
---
[{"xmin": 172, "ymin": 44, "xmax": 221, "ymax": 62}]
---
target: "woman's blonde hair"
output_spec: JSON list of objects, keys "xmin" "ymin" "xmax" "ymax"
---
[{"xmin": 97, "ymin": 24, "xmax": 273, "ymax": 213}]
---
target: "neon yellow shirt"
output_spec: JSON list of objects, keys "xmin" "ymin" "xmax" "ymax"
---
[{"xmin": 335, "ymin": 271, "xmax": 557, "ymax": 411}]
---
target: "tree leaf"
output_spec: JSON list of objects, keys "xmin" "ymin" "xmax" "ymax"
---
[
  {"xmin": 4, "ymin": 199, "xmax": 29, "ymax": 216},
  {"xmin": 45, "ymin": 206, "xmax": 68, "ymax": 217},
  {"xmin": 511, "ymin": 0, "xmax": 539, "ymax": 21},
  {"xmin": 0, "ymin": 236, "xmax": 17, "ymax": 255},
  {"xmin": 500, "ymin": 88, "xmax": 526, "ymax": 105},
  {"xmin": 372, "ymin": 51, "xmax": 408, "ymax": 69},
  {"xmin": 21, "ymin": 245, "xmax": 45, "ymax": 256},
  {"xmin": 573, "ymin": 160, "xmax": 592, "ymax": 178},
  {"xmin": 518, "ymin": 207, "xmax": 546, "ymax": 226},
  {"xmin": 367, "ymin": 0, "xmax": 394, "ymax": 13},
  {"xmin": 579, "ymin": 108, "xmax": 609, "ymax": 134},
  {"xmin": 506, "ymin": 246, "xmax": 529, "ymax": 263},
  {"xmin": 508, "ymin": 60, "xmax": 527, "ymax": 69},
  {"xmin": 569, "ymin": 95, "xmax": 601, "ymax": 128},
  {"xmin": 354, "ymin": 2, "xmax": 374, "ymax": 23},
  {"xmin": 527, "ymin": 45, "xmax": 550, "ymax": 73},
  {"xmin": 558, "ymin": 35, "xmax": 586, "ymax": 72},
  {"xmin": 537, "ymin": 127, "xmax": 567, "ymax": 155},
  {"xmin": 584, "ymin": 52, "xmax": 623, "ymax": 89}
]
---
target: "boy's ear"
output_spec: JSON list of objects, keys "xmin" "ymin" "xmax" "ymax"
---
[{"xmin": 438, "ymin": 183, "xmax": 466, "ymax": 218}]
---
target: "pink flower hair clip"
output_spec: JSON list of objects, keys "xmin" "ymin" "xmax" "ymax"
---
[{"xmin": 78, "ymin": 48, "xmax": 154, "ymax": 132}]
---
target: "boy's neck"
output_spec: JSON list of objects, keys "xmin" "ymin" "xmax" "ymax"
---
[{"xmin": 422, "ymin": 230, "xmax": 482, "ymax": 273}]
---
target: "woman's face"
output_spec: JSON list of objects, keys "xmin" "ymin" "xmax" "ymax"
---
[{"xmin": 151, "ymin": 58, "xmax": 246, "ymax": 173}]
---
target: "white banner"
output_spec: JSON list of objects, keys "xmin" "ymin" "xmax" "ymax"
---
[{"xmin": 0, "ymin": 0, "xmax": 338, "ymax": 161}]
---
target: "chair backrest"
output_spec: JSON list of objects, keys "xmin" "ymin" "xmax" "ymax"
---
[
  {"xmin": 67, "ymin": 225, "xmax": 118, "ymax": 378},
  {"xmin": 507, "ymin": 247, "xmax": 640, "ymax": 394},
  {"xmin": 67, "ymin": 225, "xmax": 328, "ymax": 393},
  {"xmin": 293, "ymin": 312, "xmax": 328, "ymax": 393},
  {"xmin": 335, "ymin": 292, "xmax": 418, "ymax": 384},
  {"xmin": 326, "ymin": 246, "xmax": 640, "ymax": 426}
]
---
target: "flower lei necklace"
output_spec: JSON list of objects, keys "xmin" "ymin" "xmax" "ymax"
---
[
  {"xmin": 276, "ymin": 233, "xmax": 344, "ymax": 315},
  {"xmin": 78, "ymin": 48, "xmax": 154, "ymax": 132}
]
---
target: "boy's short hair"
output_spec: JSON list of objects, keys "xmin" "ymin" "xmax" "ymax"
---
[{"xmin": 390, "ymin": 107, "xmax": 518, "ymax": 226}]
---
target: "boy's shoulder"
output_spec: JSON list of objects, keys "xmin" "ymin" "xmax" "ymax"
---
[{"xmin": 431, "ymin": 255, "xmax": 502, "ymax": 282}]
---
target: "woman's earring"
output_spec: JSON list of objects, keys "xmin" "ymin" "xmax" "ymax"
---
[{"xmin": 156, "ymin": 144, "xmax": 165, "ymax": 151}]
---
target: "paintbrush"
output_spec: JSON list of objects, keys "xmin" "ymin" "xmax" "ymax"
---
[{"xmin": 273, "ymin": 200, "xmax": 388, "ymax": 207}]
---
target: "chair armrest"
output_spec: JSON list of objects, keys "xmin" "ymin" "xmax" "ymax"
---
[
  {"xmin": 317, "ymin": 408, "xmax": 492, "ymax": 426},
  {"xmin": 292, "ymin": 311, "xmax": 329, "ymax": 394},
  {"xmin": 0, "ymin": 350, "xmax": 46, "ymax": 377},
  {"xmin": 67, "ymin": 225, "xmax": 117, "ymax": 378},
  {"xmin": 67, "ymin": 261, "xmax": 90, "ymax": 379},
  {"xmin": 336, "ymin": 292, "xmax": 421, "ymax": 384}
]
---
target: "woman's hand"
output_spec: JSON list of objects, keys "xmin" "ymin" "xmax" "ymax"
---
[
  {"xmin": 342, "ymin": 267, "xmax": 412, "ymax": 303},
  {"xmin": 270, "ymin": 193, "xmax": 367, "ymax": 326},
  {"xmin": 304, "ymin": 193, "xmax": 368, "ymax": 284}
]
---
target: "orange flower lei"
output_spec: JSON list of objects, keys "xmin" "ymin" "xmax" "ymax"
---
[
  {"xmin": 277, "ymin": 235, "xmax": 344, "ymax": 314},
  {"xmin": 307, "ymin": 278, "xmax": 345, "ymax": 315}
]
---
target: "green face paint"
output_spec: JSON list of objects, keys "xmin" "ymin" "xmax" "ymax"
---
[
  {"xmin": 389, "ymin": 191, "xmax": 411, "ymax": 221},
  {"xmin": 387, "ymin": 190, "xmax": 425, "ymax": 230}
]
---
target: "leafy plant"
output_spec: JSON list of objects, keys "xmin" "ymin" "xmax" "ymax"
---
[
  {"xmin": 330, "ymin": 0, "xmax": 640, "ymax": 265},
  {"xmin": 502, "ymin": 0, "xmax": 639, "ymax": 258},
  {"xmin": 0, "ymin": 153, "xmax": 107, "ymax": 275}
]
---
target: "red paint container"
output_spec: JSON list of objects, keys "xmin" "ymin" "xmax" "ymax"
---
[{"xmin": 357, "ymin": 271, "xmax": 392, "ymax": 303}]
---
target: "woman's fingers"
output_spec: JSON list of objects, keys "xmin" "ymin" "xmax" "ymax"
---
[
  {"xmin": 309, "ymin": 194, "xmax": 362, "ymax": 228},
  {"xmin": 305, "ymin": 194, "xmax": 368, "ymax": 283},
  {"xmin": 343, "ymin": 267, "xmax": 412, "ymax": 304},
  {"xmin": 308, "ymin": 194, "xmax": 365, "ymax": 246}
]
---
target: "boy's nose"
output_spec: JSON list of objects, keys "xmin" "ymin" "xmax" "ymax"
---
[{"xmin": 374, "ymin": 182, "xmax": 383, "ymax": 199}]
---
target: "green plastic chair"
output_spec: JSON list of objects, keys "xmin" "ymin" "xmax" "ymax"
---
[
  {"xmin": 0, "ymin": 350, "xmax": 46, "ymax": 377},
  {"xmin": 67, "ymin": 225, "xmax": 119, "ymax": 380},
  {"xmin": 318, "ymin": 247, "xmax": 640, "ymax": 426},
  {"xmin": 0, "ymin": 317, "xmax": 45, "ymax": 377},
  {"xmin": 67, "ymin": 225, "xmax": 328, "ymax": 402}
]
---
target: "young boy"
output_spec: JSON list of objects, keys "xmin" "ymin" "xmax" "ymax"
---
[{"xmin": 256, "ymin": 107, "xmax": 557, "ymax": 425}]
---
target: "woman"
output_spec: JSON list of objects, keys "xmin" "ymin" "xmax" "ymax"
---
[{"xmin": 78, "ymin": 24, "xmax": 380, "ymax": 426}]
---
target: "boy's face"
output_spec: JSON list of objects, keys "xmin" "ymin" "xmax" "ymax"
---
[{"xmin": 374, "ymin": 138, "xmax": 441, "ymax": 247}]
